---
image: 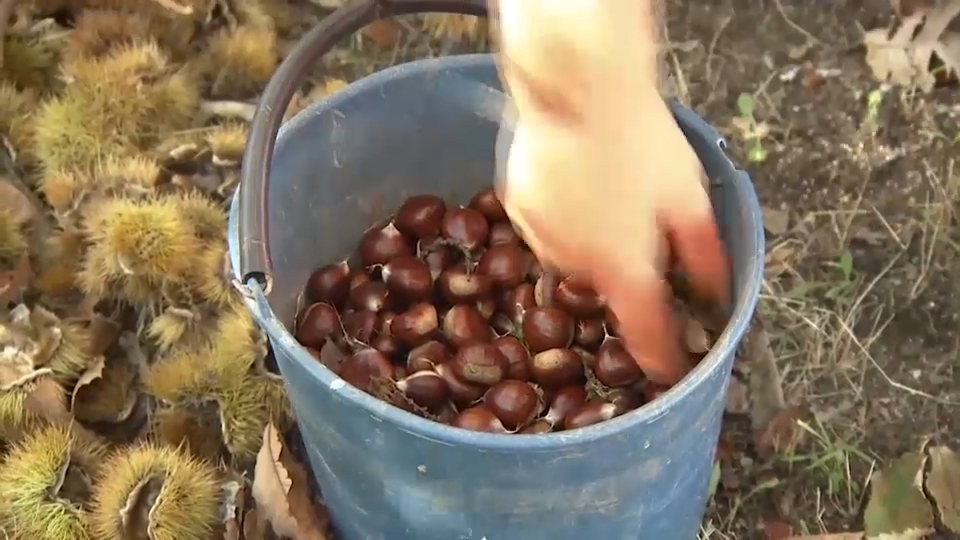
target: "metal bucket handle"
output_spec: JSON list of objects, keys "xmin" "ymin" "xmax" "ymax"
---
[{"xmin": 237, "ymin": 0, "xmax": 488, "ymax": 292}]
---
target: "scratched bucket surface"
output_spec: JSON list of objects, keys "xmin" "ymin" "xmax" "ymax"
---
[{"xmin": 229, "ymin": 3, "xmax": 764, "ymax": 539}]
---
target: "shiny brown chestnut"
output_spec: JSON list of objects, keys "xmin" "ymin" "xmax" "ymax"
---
[
  {"xmin": 371, "ymin": 334, "xmax": 401, "ymax": 357},
  {"xmin": 563, "ymin": 401, "xmax": 620, "ymax": 430},
  {"xmin": 477, "ymin": 244, "xmax": 528, "ymax": 289},
  {"xmin": 305, "ymin": 260, "xmax": 351, "ymax": 306},
  {"xmin": 391, "ymin": 303, "xmax": 439, "ymax": 347},
  {"xmin": 349, "ymin": 281, "xmax": 389, "ymax": 313},
  {"xmin": 441, "ymin": 208, "xmax": 489, "ymax": 251},
  {"xmin": 419, "ymin": 240, "xmax": 458, "ymax": 279},
  {"xmin": 542, "ymin": 385, "xmax": 588, "ymax": 428},
  {"xmin": 376, "ymin": 311, "xmax": 397, "ymax": 335},
  {"xmin": 442, "ymin": 304, "xmax": 494, "ymax": 348},
  {"xmin": 488, "ymin": 221, "xmax": 520, "ymax": 246},
  {"xmin": 484, "ymin": 380, "xmax": 542, "ymax": 430},
  {"xmin": 555, "ymin": 276, "xmax": 606, "ymax": 318},
  {"xmin": 395, "ymin": 194, "xmax": 446, "ymax": 239},
  {"xmin": 396, "ymin": 370, "xmax": 449, "ymax": 410},
  {"xmin": 533, "ymin": 272, "xmax": 561, "ymax": 307},
  {"xmin": 574, "ymin": 319, "xmax": 606, "ymax": 349},
  {"xmin": 521, "ymin": 307, "xmax": 575, "ymax": 353},
  {"xmin": 451, "ymin": 405, "xmax": 510, "ymax": 433},
  {"xmin": 499, "ymin": 283, "xmax": 537, "ymax": 324},
  {"xmin": 468, "ymin": 187, "xmax": 508, "ymax": 222},
  {"xmin": 341, "ymin": 310, "xmax": 377, "ymax": 343},
  {"xmin": 359, "ymin": 222, "xmax": 411, "ymax": 266},
  {"xmin": 348, "ymin": 270, "xmax": 371, "ymax": 292},
  {"xmin": 406, "ymin": 340, "xmax": 448, "ymax": 373},
  {"xmin": 294, "ymin": 302, "xmax": 343, "ymax": 349},
  {"xmin": 451, "ymin": 342, "xmax": 509, "ymax": 386},
  {"xmin": 493, "ymin": 335, "xmax": 532, "ymax": 381},
  {"xmin": 530, "ymin": 348, "xmax": 584, "ymax": 388},
  {"xmin": 594, "ymin": 337, "xmax": 645, "ymax": 387},
  {"xmin": 435, "ymin": 362, "xmax": 485, "ymax": 408},
  {"xmin": 338, "ymin": 348, "xmax": 393, "ymax": 393},
  {"xmin": 382, "ymin": 256, "xmax": 433, "ymax": 303},
  {"xmin": 476, "ymin": 298, "xmax": 497, "ymax": 320},
  {"xmin": 438, "ymin": 266, "xmax": 492, "ymax": 304}
]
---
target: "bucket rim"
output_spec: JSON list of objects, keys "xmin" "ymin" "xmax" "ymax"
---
[{"xmin": 236, "ymin": 53, "xmax": 765, "ymax": 450}]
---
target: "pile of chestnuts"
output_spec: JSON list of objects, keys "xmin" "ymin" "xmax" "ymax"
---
[{"xmin": 293, "ymin": 187, "xmax": 715, "ymax": 434}]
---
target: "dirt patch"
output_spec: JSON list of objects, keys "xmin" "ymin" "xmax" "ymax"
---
[{"xmin": 659, "ymin": 0, "xmax": 960, "ymax": 537}]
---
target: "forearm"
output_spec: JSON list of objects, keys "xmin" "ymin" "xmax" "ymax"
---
[{"xmin": 495, "ymin": 0, "xmax": 666, "ymax": 126}]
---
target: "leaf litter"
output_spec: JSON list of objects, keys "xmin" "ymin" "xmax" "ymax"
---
[{"xmin": 863, "ymin": 0, "xmax": 960, "ymax": 90}]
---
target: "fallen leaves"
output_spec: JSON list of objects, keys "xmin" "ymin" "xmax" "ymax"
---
[
  {"xmin": 925, "ymin": 445, "xmax": 960, "ymax": 533},
  {"xmin": 863, "ymin": 0, "xmax": 960, "ymax": 90},
  {"xmin": 252, "ymin": 423, "xmax": 331, "ymax": 540},
  {"xmin": 864, "ymin": 451, "xmax": 933, "ymax": 537}
]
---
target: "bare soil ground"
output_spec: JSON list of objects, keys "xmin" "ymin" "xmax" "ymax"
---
[{"xmin": 656, "ymin": 0, "xmax": 960, "ymax": 537}]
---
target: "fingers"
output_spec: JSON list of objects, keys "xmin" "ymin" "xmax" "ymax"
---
[
  {"xmin": 593, "ymin": 265, "xmax": 690, "ymax": 386},
  {"xmin": 662, "ymin": 210, "xmax": 731, "ymax": 332}
]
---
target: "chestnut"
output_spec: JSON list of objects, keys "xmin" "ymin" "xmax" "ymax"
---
[
  {"xmin": 492, "ymin": 335, "xmax": 531, "ymax": 381},
  {"xmin": 542, "ymin": 385, "xmax": 588, "ymax": 427},
  {"xmin": 435, "ymin": 362, "xmax": 485, "ymax": 408},
  {"xmin": 594, "ymin": 337, "xmax": 645, "ymax": 387},
  {"xmin": 499, "ymin": 283, "xmax": 536, "ymax": 324},
  {"xmin": 684, "ymin": 315, "xmax": 711, "ymax": 354},
  {"xmin": 644, "ymin": 382, "xmax": 671, "ymax": 402},
  {"xmin": 294, "ymin": 302, "xmax": 343, "ymax": 349},
  {"xmin": 341, "ymin": 310, "xmax": 377, "ymax": 343},
  {"xmin": 488, "ymin": 221, "xmax": 520, "ymax": 246},
  {"xmin": 349, "ymin": 281, "xmax": 389, "ymax": 313},
  {"xmin": 419, "ymin": 241, "xmax": 458, "ymax": 279},
  {"xmin": 476, "ymin": 244, "xmax": 528, "ymax": 289},
  {"xmin": 533, "ymin": 272, "xmax": 561, "ymax": 307},
  {"xmin": 563, "ymin": 402, "xmax": 620, "ymax": 430},
  {"xmin": 438, "ymin": 266, "xmax": 492, "ymax": 303},
  {"xmin": 520, "ymin": 419, "xmax": 554, "ymax": 434},
  {"xmin": 395, "ymin": 194, "xmax": 446, "ymax": 239},
  {"xmin": 608, "ymin": 387, "xmax": 644, "ymax": 412},
  {"xmin": 397, "ymin": 370, "xmax": 449, "ymax": 410},
  {"xmin": 531, "ymin": 348, "xmax": 584, "ymax": 388},
  {"xmin": 382, "ymin": 256, "xmax": 433, "ymax": 303},
  {"xmin": 348, "ymin": 270, "xmax": 371, "ymax": 291},
  {"xmin": 476, "ymin": 298, "xmax": 497, "ymax": 320},
  {"xmin": 441, "ymin": 208, "xmax": 489, "ymax": 251},
  {"xmin": 521, "ymin": 307, "xmax": 575, "ymax": 353},
  {"xmin": 468, "ymin": 187, "xmax": 508, "ymax": 222},
  {"xmin": 406, "ymin": 340, "xmax": 448, "ymax": 373},
  {"xmin": 555, "ymin": 276, "xmax": 606, "ymax": 318},
  {"xmin": 442, "ymin": 304, "xmax": 494, "ymax": 348},
  {"xmin": 451, "ymin": 342, "xmax": 508, "ymax": 386},
  {"xmin": 338, "ymin": 348, "xmax": 393, "ymax": 393},
  {"xmin": 359, "ymin": 222, "xmax": 411, "ymax": 267},
  {"xmin": 305, "ymin": 260, "xmax": 351, "ymax": 306},
  {"xmin": 371, "ymin": 334, "xmax": 401, "ymax": 357},
  {"xmin": 574, "ymin": 319, "xmax": 605, "ymax": 349},
  {"xmin": 391, "ymin": 303, "xmax": 439, "ymax": 347},
  {"xmin": 484, "ymin": 380, "xmax": 542, "ymax": 430},
  {"xmin": 452, "ymin": 405, "xmax": 510, "ymax": 433},
  {"xmin": 526, "ymin": 258, "xmax": 543, "ymax": 281}
]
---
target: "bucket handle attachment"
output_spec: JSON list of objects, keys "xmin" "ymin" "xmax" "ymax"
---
[{"xmin": 238, "ymin": 0, "xmax": 489, "ymax": 292}]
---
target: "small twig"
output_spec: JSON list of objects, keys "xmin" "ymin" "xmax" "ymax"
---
[
  {"xmin": 200, "ymin": 100, "xmax": 257, "ymax": 122},
  {"xmin": 148, "ymin": 0, "xmax": 194, "ymax": 15},
  {"xmin": 772, "ymin": 0, "xmax": 822, "ymax": 45}
]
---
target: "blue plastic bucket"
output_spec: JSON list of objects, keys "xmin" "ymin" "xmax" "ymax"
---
[{"xmin": 229, "ymin": 2, "xmax": 764, "ymax": 539}]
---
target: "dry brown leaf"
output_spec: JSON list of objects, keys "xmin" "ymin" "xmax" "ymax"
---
[
  {"xmin": 362, "ymin": 19, "xmax": 403, "ymax": 47},
  {"xmin": 864, "ymin": 0, "xmax": 960, "ymax": 91},
  {"xmin": 761, "ymin": 206, "xmax": 791, "ymax": 236},
  {"xmin": 0, "ymin": 175, "xmax": 40, "ymax": 226},
  {"xmin": 86, "ymin": 314, "xmax": 122, "ymax": 356},
  {"xmin": 894, "ymin": 0, "xmax": 935, "ymax": 17},
  {"xmin": 24, "ymin": 375, "xmax": 72, "ymax": 423},
  {"xmin": 252, "ymin": 424, "xmax": 330, "ymax": 539},
  {"xmin": 69, "ymin": 355, "xmax": 105, "ymax": 412},
  {"xmin": 755, "ymin": 406, "xmax": 812, "ymax": 458},
  {"xmin": 738, "ymin": 320, "xmax": 788, "ymax": 434},
  {"xmin": 0, "ymin": 254, "xmax": 33, "ymax": 305},
  {"xmin": 763, "ymin": 516, "xmax": 792, "ymax": 539},
  {"xmin": 924, "ymin": 445, "xmax": 960, "ymax": 533},
  {"xmin": 221, "ymin": 481, "xmax": 244, "ymax": 540}
]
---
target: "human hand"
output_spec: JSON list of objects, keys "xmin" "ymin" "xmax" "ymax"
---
[{"xmin": 491, "ymin": 0, "xmax": 730, "ymax": 385}]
